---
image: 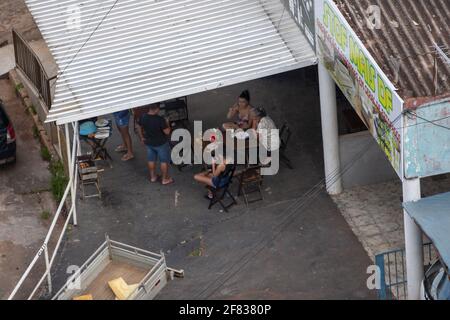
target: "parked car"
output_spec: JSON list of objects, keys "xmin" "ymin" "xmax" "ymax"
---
[
  {"xmin": 421, "ymin": 258, "xmax": 450, "ymax": 300},
  {"xmin": 0, "ymin": 99, "xmax": 16, "ymax": 165}
]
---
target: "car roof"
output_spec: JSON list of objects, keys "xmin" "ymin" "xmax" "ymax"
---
[{"xmin": 0, "ymin": 102, "xmax": 9, "ymax": 127}]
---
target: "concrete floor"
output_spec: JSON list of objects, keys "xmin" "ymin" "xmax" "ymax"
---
[{"xmin": 49, "ymin": 67, "xmax": 376, "ymax": 300}]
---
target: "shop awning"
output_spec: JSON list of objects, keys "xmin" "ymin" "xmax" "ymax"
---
[
  {"xmin": 403, "ymin": 192, "xmax": 450, "ymax": 269},
  {"xmin": 25, "ymin": 0, "xmax": 317, "ymax": 124}
]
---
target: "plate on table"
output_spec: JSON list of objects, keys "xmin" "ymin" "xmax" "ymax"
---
[
  {"xmin": 94, "ymin": 132, "xmax": 110, "ymax": 139},
  {"xmin": 95, "ymin": 119, "xmax": 109, "ymax": 127},
  {"xmin": 96, "ymin": 126, "xmax": 111, "ymax": 132}
]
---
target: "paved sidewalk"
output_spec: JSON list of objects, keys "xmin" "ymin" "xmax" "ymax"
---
[
  {"xmin": 0, "ymin": 78, "xmax": 57, "ymax": 299},
  {"xmin": 0, "ymin": 0, "xmax": 40, "ymax": 46},
  {"xmin": 332, "ymin": 175, "xmax": 450, "ymax": 259}
]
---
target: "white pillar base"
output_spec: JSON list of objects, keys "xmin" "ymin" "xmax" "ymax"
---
[{"xmin": 402, "ymin": 178, "xmax": 423, "ymax": 300}]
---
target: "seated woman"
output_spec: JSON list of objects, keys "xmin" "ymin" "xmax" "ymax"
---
[
  {"xmin": 222, "ymin": 90, "xmax": 255, "ymax": 131},
  {"xmin": 194, "ymin": 154, "xmax": 234, "ymax": 199},
  {"xmin": 251, "ymin": 107, "xmax": 279, "ymax": 164}
]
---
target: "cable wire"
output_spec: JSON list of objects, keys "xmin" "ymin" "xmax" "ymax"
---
[
  {"xmin": 51, "ymin": 0, "xmax": 120, "ymax": 90},
  {"xmin": 406, "ymin": 110, "xmax": 450, "ymax": 131},
  {"xmin": 195, "ymin": 113, "xmax": 404, "ymax": 299}
]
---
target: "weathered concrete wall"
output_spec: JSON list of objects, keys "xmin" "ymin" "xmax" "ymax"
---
[
  {"xmin": 15, "ymin": 67, "xmax": 65, "ymax": 166},
  {"xmin": 339, "ymin": 130, "xmax": 397, "ymax": 189},
  {"xmin": 404, "ymin": 99, "xmax": 450, "ymax": 179},
  {"xmin": 16, "ymin": 68, "xmax": 51, "ymax": 131},
  {"xmin": 11, "ymin": 38, "xmax": 60, "ymax": 157}
]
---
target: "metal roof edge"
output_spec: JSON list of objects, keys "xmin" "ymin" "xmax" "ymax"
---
[{"xmin": 47, "ymin": 57, "xmax": 318, "ymax": 125}]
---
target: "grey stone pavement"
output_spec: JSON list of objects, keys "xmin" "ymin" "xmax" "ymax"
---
[
  {"xmin": 332, "ymin": 174, "xmax": 450, "ymax": 300},
  {"xmin": 49, "ymin": 67, "xmax": 376, "ymax": 300},
  {"xmin": 332, "ymin": 175, "xmax": 450, "ymax": 260},
  {"xmin": 0, "ymin": 78, "xmax": 57, "ymax": 299}
]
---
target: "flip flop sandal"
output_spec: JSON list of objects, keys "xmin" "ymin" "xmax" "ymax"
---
[
  {"xmin": 204, "ymin": 194, "xmax": 213, "ymax": 200},
  {"xmin": 121, "ymin": 154, "xmax": 135, "ymax": 161},
  {"xmin": 150, "ymin": 175, "xmax": 161, "ymax": 183},
  {"xmin": 115, "ymin": 145, "xmax": 127, "ymax": 153},
  {"xmin": 162, "ymin": 178, "xmax": 175, "ymax": 186}
]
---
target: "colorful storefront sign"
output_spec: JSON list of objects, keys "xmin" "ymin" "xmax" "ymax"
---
[{"xmin": 315, "ymin": 0, "xmax": 404, "ymax": 179}]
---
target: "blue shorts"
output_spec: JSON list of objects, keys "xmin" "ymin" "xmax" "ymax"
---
[
  {"xmin": 114, "ymin": 110, "xmax": 130, "ymax": 127},
  {"xmin": 212, "ymin": 176, "xmax": 230, "ymax": 189},
  {"xmin": 146, "ymin": 142, "xmax": 171, "ymax": 163}
]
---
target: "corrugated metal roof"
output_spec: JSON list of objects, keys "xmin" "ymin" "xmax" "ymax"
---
[
  {"xmin": 334, "ymin": 0, "xmax": 450, "ymax": 101},
  {"xmin": 404, "ymin": 192, "xmax": 450, "ymax": 269},
  {"xmin": 25, "ymin": 0, "xmax": 316, "ymax": 124}
]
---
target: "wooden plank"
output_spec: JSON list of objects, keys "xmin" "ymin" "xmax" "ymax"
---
[{"xmin": 81, "ymin": 260, "xmax": 149, "ymax": 300}]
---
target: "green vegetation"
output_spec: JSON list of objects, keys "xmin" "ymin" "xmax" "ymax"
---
[
  {"xmin": 15, "ymin": 83, "xmax": 24, "ymax": 94},
  {"xmin": 40, "ymin": 210, "xmax": 51, "ymax": 220},
  {"xmin": 189, "ymin": 248, "xmax": 203, "ymax": 257},
  {"xmin": 189, "ymin": 240, "xmax": 205, "ymax": 257},
  {"xmin": 32, "ymin": 125, "xmax": 39, "ymax": 138},
  {"xmin": 28, "ymin": 105, "xmax": 37, "ymax": 115},
  {"xmin": 40, "ymin": 145, "xmax": 52, "ymax": 162},
  {"xmin": 49, "ymin": 160, "xmax": 68, "ymax": 202}
]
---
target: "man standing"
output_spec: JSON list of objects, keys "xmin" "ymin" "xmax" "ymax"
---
[
  {"xmin": 113, "ymin": 110, "xmax": 134, "ymax": 161},
  {"xmin": 138, "ymin": 103, "xmax": 174, "ymax": 185}
]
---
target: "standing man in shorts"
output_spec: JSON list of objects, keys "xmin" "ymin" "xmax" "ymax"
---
[
  {"xmin": 138, "ymin": 103, "xmax": 174, "ymax": 185},
  {"xmin": 113, "ymin": 110, "xmax": 134, "ymax": 161}
]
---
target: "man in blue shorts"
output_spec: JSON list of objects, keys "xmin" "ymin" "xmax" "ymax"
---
[
  {"xmin": 138, "ymin": 103, "xmax": 174, "ymax": 185},
  {"xmin": 113, "ymin": 110, "xmax": 134, "ymax": 161}
]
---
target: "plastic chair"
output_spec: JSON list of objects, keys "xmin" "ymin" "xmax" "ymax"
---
[{"xmin": 206, "ymin": 165, "xmax": 237, "ymax": 212}]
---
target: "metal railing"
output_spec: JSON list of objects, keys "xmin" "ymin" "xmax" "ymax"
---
[
  {"xmin": 375, "ymin": 242, "xmax": 437, "ymax": 300},
  {"xmin": 8, "ymin": 123, "xmax": 79, "ymax": 300},
  {"xmin": 12, "ymin": 29, "xmax": 53, "ymax": 108}
]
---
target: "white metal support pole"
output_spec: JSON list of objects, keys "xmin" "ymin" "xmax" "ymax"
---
[
  {"xmin": 44, "ymin": 245, "xmax": 52, "ymax": 294},
  {"xmin": 72, "ymin": 122, "xmax": 79, "ymax": 225},
  {"xmin": 64, "ymin": 123, "xmax": 72, "ymax": 177},
  {"xmin": 56, "ymin": 125, "xmax": 63, "ymax": 159},
  {"xmin": 75, "ymin": 121, "xmax": 81, "ymax": 156},
  {"xmin": 318, "ymin": 62, "xmax": 343, "ymax": 195},
  {"xmin": 65, "ymin": 124, "xmax": 77, "ymax": 226},
  {"xmin": 403, "ymin": 178, "xmax": 423, "ymax": 300}
]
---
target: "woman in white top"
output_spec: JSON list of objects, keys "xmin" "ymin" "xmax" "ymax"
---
[{"xmin": 252, "ymin": 107, "xmax": 279, "ymax": 153}]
